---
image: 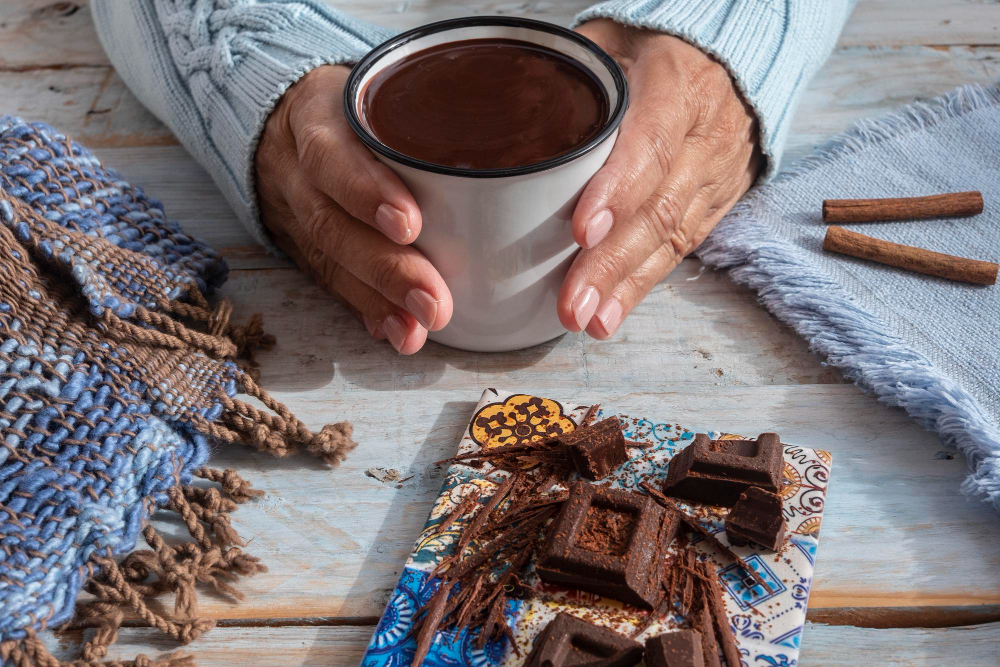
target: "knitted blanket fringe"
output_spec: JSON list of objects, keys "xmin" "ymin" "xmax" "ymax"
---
[
  {"xmin": 697, "ymin": 82, "xmax": 1000, "ymax": 510},
  {"xmin": 0, "ymin": 199, "xmax": 355, "ymax": 662}
]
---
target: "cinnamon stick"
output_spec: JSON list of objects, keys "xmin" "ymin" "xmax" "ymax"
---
[
  {"xmin": 822, "ymin": 191, "xmax": 984, "ymax": 223},
  {"xmin": 823, "ymin": 225, "xmax": 998, "ymax": 285}
]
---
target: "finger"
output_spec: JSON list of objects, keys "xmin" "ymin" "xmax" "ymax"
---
[
  {"xmin": 284, "ymin": 174, "xmax": 453, "ymax": 332},
  {"xmin": 585, "ymin": 186, "xmax": 726, "ymax": 339},
  {"xmin": 570, "ymin": 66, "xmax": 695, "ymax": 250},
  {"xmin": 279, "ymin": 220, "xmax": 428, "ymax": 354},
  {"xmin": 558, "ymin": 147, "xmax": 702, "ymax": 332},
  {"xmin": 291, "ymin": 67, "xmax": 422, "ymax": 245},
  {"xmin": 306, "ymin": 251, "xmax": 428, "ymax": 355},
  {"xmin": 585, "ymin": 242, "xmax": 681, "ymax": 339}
]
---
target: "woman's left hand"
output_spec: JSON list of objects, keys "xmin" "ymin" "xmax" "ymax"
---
[{"xmin": 560, "ymin": 19, "xmax": 763, "ymax": 339}]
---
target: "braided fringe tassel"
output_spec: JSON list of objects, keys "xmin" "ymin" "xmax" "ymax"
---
[
  {"xmin": 160, "ymin": 293, "xmax": 357, "ymax": 466},
  {"xmin": 0, "ymin": 468, "xmax": 266, "ymax": 666}
]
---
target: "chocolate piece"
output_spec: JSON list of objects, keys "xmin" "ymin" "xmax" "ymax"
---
[
  {"xmin": 645, "ymin": 631, "xmax": 705, "ymax": 667},
  {"xmin": 725, "ymin": 486, "xmax": 787, "ymax": 551},
  {"xmin": 663, "ymin": 433, "xmax": 783, "ymax": 506},
  {"xmin": 525, "ymin": 612, "xmax": 643, "ymax": 667},
  {"xmin": 560, "ymin": 417, "xmax": 628, "ymax": 480},
  {"xmin": 537, "ymin": 482, "xmax": 678, "ymax": 609}
]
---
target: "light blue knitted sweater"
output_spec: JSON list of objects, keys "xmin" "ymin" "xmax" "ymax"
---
[{"xmin": 91, "ymin": 1, "xmax": 855, "ymax": 250}]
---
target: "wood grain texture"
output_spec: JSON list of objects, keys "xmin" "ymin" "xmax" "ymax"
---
[
  {"xmin": 96, "ymin": 374, "xmax": 1000, "ymax": 620},
  {"xmin": 7, "ymin": 1, "xmax": 1000, "ymax": 664},
  {"xmin": 40, "ymin": 622, "xmax": 1000, "ymax": 666},
  {"xmin": 219, "ymin": 262, "xmax": 842, "ymax": 389}
]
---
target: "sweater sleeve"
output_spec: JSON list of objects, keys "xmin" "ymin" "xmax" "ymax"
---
[
  {"xmin": 574, "ymin": 0, "xmax": 856, "ymax": 177},
  {"xmin": 90, "ymin": 0, "xmax": 393, "ymax": 251}
]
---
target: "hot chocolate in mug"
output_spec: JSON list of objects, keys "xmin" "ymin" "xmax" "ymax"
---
[{"xmin": 345, "ymin": 17, "xmax": 628, "ymax": 352}]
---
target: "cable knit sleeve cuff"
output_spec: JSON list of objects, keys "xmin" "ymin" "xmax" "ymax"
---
[
  {"xmin": 574, "ymin": 0, "xmax": 854, "ymax": 177},
  {"xmin": 152, "ymin": 2, "xmax": 392, "ymax": 250}
]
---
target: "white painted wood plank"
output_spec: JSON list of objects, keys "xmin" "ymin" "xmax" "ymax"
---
[
  {"xmin": 0, "ymin": 67, "xmax": 176, "ymax": 147},
  {"xmin": 3, "ymin": 0, "xmax": 997, "ymax": 70},
  {"xmin": 783, "ymin": 45, "xmax": 1000, "ymax": 165},
  {"xmin": 115, "ymin": 380, "xmax": 1000, "ymax": 620},
  {"xmin": 221, "ymin": 262, "xmax": 840, "ymax": 390},
  {"xmin": 840, "ymin": 0, "xmax": 1000, "ymax": 48},
  {"xmin": 40, "ymin": 622, "xmax": 1000, "ymax": 666},
  {"xmin": 800, "ymin": 622, "xmax": 1000, "ymax": 666}
]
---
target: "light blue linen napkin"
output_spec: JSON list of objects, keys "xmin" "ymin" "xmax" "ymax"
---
[{"xmin": 698, "ymin": 83, "xmax": 1000, "ymax": 509}]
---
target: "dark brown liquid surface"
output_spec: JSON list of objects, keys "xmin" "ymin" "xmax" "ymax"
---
[{"xmin": 361, "ymin": 38, "xmax": 609, "ymax": 170}]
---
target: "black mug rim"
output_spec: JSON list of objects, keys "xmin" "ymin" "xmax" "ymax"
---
[{"xmin": 343, "ymin": 16, "xmax": 630, "ymax": 179}]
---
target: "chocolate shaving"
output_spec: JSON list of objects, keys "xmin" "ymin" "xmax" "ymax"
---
[
  {"xmin": 698, "ymin": 600, "xmax": 723, "ymax": 667},
  {"xmin": 625, "ymin": 439, "xmax": 654, "ymax": 448},
  {"xmin": 700, "ymin": 561, "xmax": 741, "ymax": 667},
  {"xmin": 412, "ymin": 578, "xmax": 456, "ymax": 667},
  {"xmin": 456, "ymin": 473, "xmax": 520, "ymax": 553},
  {"xmin": 640, "ymin": 482, "xmax": 773, "ymax": 595},
  {"xmin": 445, "ymin": 506, "xmax": 555, "ymax": 580},
  {"xmin": 580, "ymin": 403, "xmax": 601, "ymax": 427},
  {"xmin": 435, "ymin": 489, "xmax": 482, "ymax": 535}
]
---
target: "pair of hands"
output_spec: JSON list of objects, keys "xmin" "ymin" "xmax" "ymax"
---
[{"xmin": 255, "ymin": 19, "xmax": 762, "ymax": 354}]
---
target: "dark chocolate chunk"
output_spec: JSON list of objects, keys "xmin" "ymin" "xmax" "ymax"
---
[
  {"xmin": 525, "ymin": 612, "xmax": 643, "ymax": 667},
  {"xmin": 536, "ymin": 482, "xmax": 678, "ymax": 609},
  {"xmin": 663, "ymin": 433, "xmax": 783, "ymax": 506},
  {"xmin": 560, "ymin": 417, "xmax": 628, "ymax": 480},
  {"xmin": 725, "ymin": 486, "xmax": 787, "ymax": 551},
  {"xmin": 645, "ymin": 631, "xmax": 705, "ymax": 667}
]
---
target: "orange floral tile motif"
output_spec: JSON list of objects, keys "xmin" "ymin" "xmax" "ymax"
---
[{"xmin": 470, "ymin": 394, "xmax": 575, "ymax": 449}]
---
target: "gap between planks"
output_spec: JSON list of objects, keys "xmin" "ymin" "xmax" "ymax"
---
[{"xmin": 65, "ymin": 603, "xmax": 1000, "ymax": 632}]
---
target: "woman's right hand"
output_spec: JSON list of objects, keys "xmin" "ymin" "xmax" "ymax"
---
[{"xmin": 255, "ymin": 64, "xmax": 452, "ymax": 354}]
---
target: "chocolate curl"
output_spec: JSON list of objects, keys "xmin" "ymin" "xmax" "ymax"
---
[
  {"xmin": 446, "ymin": 507, "xmax": 556, "ymax": 580},
  {"xmin": 700, "ymin": 561, "xmax": 741, "ymax": 667},
  {"xmin": 481, "ymin": 474, "xmax": 548, "ymax": 535},
  {"xmin": 412, "ymin": 578, "xmax": 456, "ymax": 667},
  {"xmin": 434, "ymin": 488, "xmax": 482, "ymax": 536},
  {"xmin": 625, "ymin": 439, "xmax": 654, "ymax": 448},
  {"xmin": 681, "ymin": 550, "xmax": 696, "ymax": 616},
  {"xmin": 452, "ymin": 574, "xmax": 486, "ymax": 631},
  {"xmin": 487, "ymin": 491, "xmax": 568, "ymax": 532},
  {"xmin": 477, "ymin": 581, "xmax": 510, "ymax": 648},
  {"xmin": 456, "ymin": 473, "xmax": 520, "ymax": 554},
  {"xmin": 698, "ymin": 601, "xmax": 723, "ymax": 667},
  {"xmin": 580, "ymin": 404, "xmax": 601, "ymax": 427},
  {"xmin": 437, "ymin": 434, "xmax": 566, "ymax": 465},
  {"xmin": 640, "ymin": 482, "xmax": 773, "ymax": 595}
]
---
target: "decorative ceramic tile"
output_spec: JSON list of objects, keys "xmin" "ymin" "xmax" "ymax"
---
[{"xmin": 362, "ymin": 389, "xmax": 832, "ymax": 667}]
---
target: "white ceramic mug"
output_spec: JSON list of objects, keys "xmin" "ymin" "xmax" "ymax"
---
[{"xmin": 344, "ymin": 17, "xmax": 628, "ymax": 352}]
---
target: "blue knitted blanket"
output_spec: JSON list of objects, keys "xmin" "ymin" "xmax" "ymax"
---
[
  {"xmin": 0, "ymin": 118, "xmax": 355, "ymax": 664},
  {"xmin": 699, "ymin": 83, "xmax": 1000, "ymax": 511}
]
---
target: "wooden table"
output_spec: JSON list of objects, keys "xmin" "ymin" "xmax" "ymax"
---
[{"xmin": 5, "ymin": 1, "xmax": 1000, "ymax": 663}]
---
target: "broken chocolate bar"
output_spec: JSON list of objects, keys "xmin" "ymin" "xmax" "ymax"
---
[
  {"xmin": 663, "ymin": 433, "xmax": 783, "ymax": 506},
  {"xmin": 525, "ymin": 612, "xmax": 643, "ymax": 667},
  {"xmin": 725, "ymin": 486, "xmax": 787, "ymax": 551},
  {"xmin": 645, "ymin": 630, "xmax": 705, "ymax": 667},
  {"xmin": 560, "ymin": 417, "xmax": 628, "ymax": 480},
  {"xmin": 536, "ymin": 482, "xmax": 679, "ymax": 609}
]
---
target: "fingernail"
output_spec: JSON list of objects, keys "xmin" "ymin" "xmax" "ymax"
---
[
  {"xmin": 405, "ymin": 288, "xmax": 439, "ymax": 330},
  {"xmin": 383, "ymin": 314, "xmax": 408, "ymax": 353},
  {"xmin": 571, "ymin": 286, "xmax": 600, "ymax": 331},
  {"xmin": 375, "ymin": 204, "xmax": 411, "ymax": 243},
  {"xmin": 594, "ymin": 297, "xmax": 623, "ymax": 337},
  {"xmin": 583, "ymin": 209, "xmax": 613, "ymax": 248}
]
